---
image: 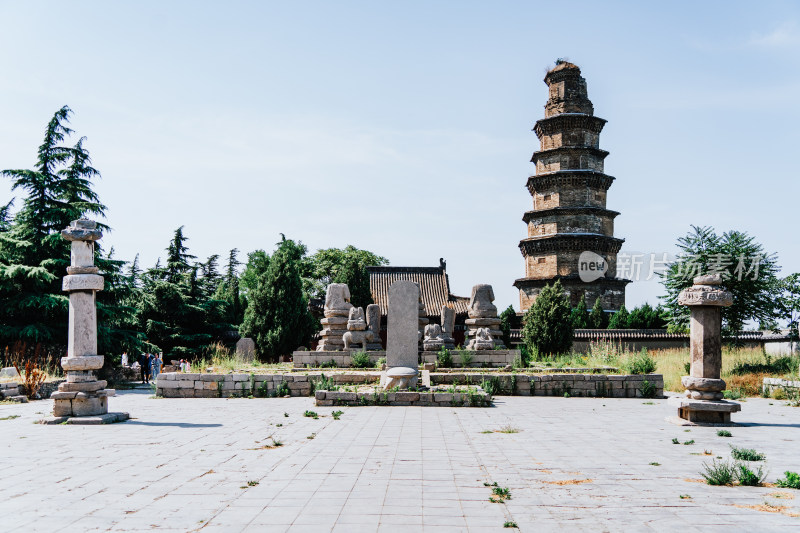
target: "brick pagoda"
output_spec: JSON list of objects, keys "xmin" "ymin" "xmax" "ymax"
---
[{"xmin": 515, "ymin": 61, "xmax": 629, "ymax": 312}]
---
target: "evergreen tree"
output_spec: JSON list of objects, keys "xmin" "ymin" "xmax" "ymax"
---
[
  {"xmin": 628, "ymin": 303, "xmax": 667, "ymax": 329},
  {"xmin": 240, "ymin": 236, "xmax": 315, "ymax": 360},
  {"xmin": 498, "ymin": 305, "xmax": 517, "ymax": 348},
  {"xmin": 165, "ymin": 226, "xmax": 195, "ymax": 284},
  {"xmin": 590, "ymin": 298, "xmax": 608, "ymax": 329},
  {"xmin": 570, "ymin": 297, "xmax": 590, "ymax": 329},
  {"xmin": 199, "ymin": 254, "xmax": 222, "ymax": 299},
  {"xmin": 213, "ymin": 248, "xmax": 244, "ymax": 326},
  {"xmin": 0, "ymin": 106, "xmax": 107, "ymax": 346},
  {"xmin": 522, "ymin": 280, "xmax": 573, "ymax": 357},
  {"xmin": 661, "ymin": 225, "xmax": 781, "ymax": 333},
  {"xmin": 240, "ymin": 250, "xmax": 270, "ymax": 298},
  {"xmin": 607, "ymin": 305, "xmax": 630, "ymax": 329}
]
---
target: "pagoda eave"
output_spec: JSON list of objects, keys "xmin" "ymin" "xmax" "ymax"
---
[
  {"xmin": 526, "ymin": 171, "xmax": 615, "ymax": 194},
  {"xmin": 531, "ymin": 146, "xmax": 609, "ymax": 164},
  {"xmin": 518, "ymin": 234, "xmax": 624, "ymax": 256},
  {"xmin": 533, "ymin": 114, "xmax": 607, "ymax": 138},
  {"xmin": 522, "ymin": 206, "xmax": 620, "ymax": 224},
  {"xmin": 514, "ymin": 275, "xmax": 631, "ymax": 290}
]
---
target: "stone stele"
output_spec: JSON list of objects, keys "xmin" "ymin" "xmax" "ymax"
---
[
  {"xmin": 383, "ymin": 280, "xmax": 420, "ymax": 390},
  {"xmin": 440, "ymin": 305, "xmax": 456, "ymax": 350},
  {"xmin": 365, "ymin": 303, "xmax": 383, "ymax": 351},
  {"xmin": 235, "ymin": 337, "xmax": 256, "ymax": 362},
  {"xmin": 668, "ymin": 274, "xmax": 739, "ymax": 425}
]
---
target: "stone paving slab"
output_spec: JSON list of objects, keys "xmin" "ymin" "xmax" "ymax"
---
[{"xmin": 1, "ymin": 390, "xmax": 799, "ymax": 532}]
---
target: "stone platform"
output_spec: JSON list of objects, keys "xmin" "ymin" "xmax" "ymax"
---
[
  {"xmin": 292, "ymin": 350, "xmax": 385, "ymax": 368},
  {"xmin": 667, "ymin": 397, "xmax": 741, "ymax": 426},
  {"xmin": 39, "ymin": 412, "xmax": 130, "ymax": 425},
  {"xmin": 420, "ymin": 349, "xmax": 519, "ymax": 368},
  {"xmin": 315, "ymin": 388, "xmax": 492, "ymax": 407}
]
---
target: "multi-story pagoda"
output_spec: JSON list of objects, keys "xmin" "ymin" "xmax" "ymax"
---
[{"xmin": 514, "ymin": 61, "xmax": 629, "ymax": 312}]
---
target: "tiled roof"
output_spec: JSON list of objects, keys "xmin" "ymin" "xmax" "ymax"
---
[
  {"xmin": 508, "ymin": 329, "xmax": 792, "ymax": 342},
  {"xmin": 367, "ymin": 263, "xmax": 469, "ymax": 319}
]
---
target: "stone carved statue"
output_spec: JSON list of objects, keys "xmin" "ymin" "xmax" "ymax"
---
[
  {"xmin": 324, "ymin": 283, "xmax": 353, "ymax": 317},
  {"xmin": 468, "ymin": 284, "xmax": 497, "ymax": 318},
  {"xmin": 347, "ymin": 307, "xmax": 367, "ymax": 331},
  {"xmin": 441, "ymin": 305, "xmax": 456, "ymax": 349},
  {"xmin": 343, "ymin": 329, "xmax": 374, "ymax": 351},
  {"xmin": 365, "ymin": 304, "xmax": 383, "ymax": 351},
  {"xmin": 422, "ymin": 323, "xmax": 444, "ymax": 351},
  {"xmin": 472, "ymin": 327, "xmax": 494, "ymax": 350}
]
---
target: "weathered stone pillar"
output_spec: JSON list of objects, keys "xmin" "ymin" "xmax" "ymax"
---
[
  {"xmin": 465, "ymin": 284, "xmax": 505, "ymax": 349},
  {"xmin": 668, "ymin": 274, "xmax": 740, "ymax": 425},
  {"xmin": 44, "ymin": 219, "xmax": 128, "ymax": 424}
]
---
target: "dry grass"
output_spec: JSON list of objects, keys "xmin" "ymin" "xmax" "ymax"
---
[
  {"xmin": 651, "ymin": 347, "xmax": 795, "ymax": 394},
  {"xmin": 192, "ymin": 343, "xmax": 291, "ymax": 374},
  {"xmin": 542, "ymin": 479, "xmax": 593, "ymax": 485},
  {"xmin": 733, "ymin": 503, "xmax": 800, "ymax": 517},
  {"xmin": 769, "ymin": 492, "xmax": 795, "ymax": 500}
]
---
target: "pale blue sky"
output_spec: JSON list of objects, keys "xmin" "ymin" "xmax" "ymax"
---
[{"xmin": 1, "ymin": 1, "xmax": 798, "ymax": 312}]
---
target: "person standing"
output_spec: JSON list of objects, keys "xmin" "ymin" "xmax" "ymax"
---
[
  {"xmin": 121, "ymin": 352, "xmax": 128, "ymax": 367},
  {"xmin": 152, "ymin": 353, "xmax": 163, "ymax": 380},
  {"xmin": 138, "ymin": 352, "xmax": 147, "ymax": 383}
]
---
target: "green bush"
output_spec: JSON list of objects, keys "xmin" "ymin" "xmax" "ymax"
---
[
  {"xmin": 701, "ymin": 459, "xmax": 736, "ymax": 485},
  {"xmin": 735, "ymin": 463, "xmax": 766, "ymax": 486},
  {"xmin": 730, "ymin": 445, "xmax": 765, "ymax": 462},
  {"xmin": 437, "ymin": 348, "xmax": 453, "ymax": 368},
  {"xmin": 350, "ymin": 351, "xmax": 371, "ymax": 368},
  {"xmin": 624, "ymin": 349, "xmax": 657, "ymax": 374},
  {"xmin": 776, "ymin": 471, "xmax": 800, "ymax": 489},
  {"xmin": 731, "ymin": 355, "xmax": 798, "ymax": 376},
  {"xmin": 459, "ymin": 351, "xmax": 474, "ymax": 367},
  {"xmin": 523, "ymin": 280, "xmax": 573, "ymax": 357},
  {"xmin": 640, "ymin": 379, "xmax": 657, "ymax": 398}
]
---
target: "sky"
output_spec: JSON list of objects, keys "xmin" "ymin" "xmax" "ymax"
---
[{"xmin": 1, "ymin": 1, "xmax": 798, "ymax": 313}]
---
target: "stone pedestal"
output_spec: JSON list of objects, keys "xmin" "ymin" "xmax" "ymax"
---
[
  {"xmin": 669, "ymin": 274, "xmax": 738, "ymax": 426},
  {"xmin": 465, "ymin": 284, "xmax": 505, "ymax": 349},
  {"xmin": 316, "ymin": 283, "xmax": 353, "ymax": 351},
  {"xmin": 382, "ymin": 281, "xmax": 419, "ymax": 390},
  {"xmin": 43, "ymin": 219, "xmax": 128, "ymax": 425},
  {"xmin": 343, "ymin": 307, "xmax": 374, "ymax": 351}
]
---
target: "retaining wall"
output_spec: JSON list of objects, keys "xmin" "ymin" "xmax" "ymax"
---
[{"xmin": 156, "ymin": 372, "xmax": 663, "ymax": 399}]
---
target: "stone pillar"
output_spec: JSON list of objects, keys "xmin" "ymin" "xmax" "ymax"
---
[
  {"xmin": 383, "ymin": 281, "xmax": 419, "ymax": 390},
  {"xmin": 441, "ymin": 305, "xmax": 456, "ymax": 350},
  {"xmin": 45, "ymin": 219, "xmax": 128, "ymax": 424},
  {"xmin": 668, "ymin": 274, "xmax": 740, "ymax": 426},
  {"xmin": 465, "ymin": 284, "xmax": 505, "ymax": 349}
]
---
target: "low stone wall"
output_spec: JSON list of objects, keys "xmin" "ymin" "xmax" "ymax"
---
[
  {"xmin": 315, "ymin": 389, "xmax": 492, "ymax": 407},
  {"xmin": 433, "ymin": 373, "xmax": 663, "ymax": 398},
  {"xmin": 420, "ymin": 350, "xmax": 519, "ymax": 368},
  {"xmin": 292, "ymin": 351, "xmax": 385, "ymax": 369},
  {"xmin": 156, "ymin": 371, "xmax": 662, "ymax": 399},
  {"xmin": 0, "ymin": 379, "xmax": 64, "ymax": 400},
  {"xmin": 762, "ymin": 377, "xmax": 800, "ymax": 396}
]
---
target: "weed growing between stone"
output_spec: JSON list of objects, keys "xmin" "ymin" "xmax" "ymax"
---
[
  {"xmin": 503, "ymin": 521, "xmax": 518, "ymax": 528},
  {"xmin": 350, "ymin": 351, "xmax": 371, "ymax": 369},
  {"xmin": 730, "ymin": 446, "xmax": 766, "ymax": 462},
  {"xmin": 306, "ymin": 433, "xmax": 316, "ymax": 440},
  {"xmin": 276, "ymin": 381, "xmax": 290, "ymax": 397},
  {"xmin": 332, "ymin": 410, "xmax": 343, "ymax": 420},
  {"xmin": 679, "ymin": 494, "xmax": 692, "ymax": 499},
  {"xmin": 490, "ymin": 486, "xmax": 511, "ymax": 503},
  {"xmin": 247, "ymin": 480, "xmax": 259, "ymax": 487},
  {"xmin": 0, "ymin": 415, "xmax": 20, "ymax": 420},
  {"xmin": 776, "ymin": 471, "xmax": 800, "ymax": 489},
  {"xmin": 683, "ymin": 440, "xmax": 695, "ymax": 445},
  {"xmin": 283, "ymin": 412, "xmax": 289, "ymax": 417},
  {"xmin": 497, "ymin": 425, "xmax": 520, "ymax": 434},
  {"xmin": 736, "ymin": 463, "xmax": 767, "ymax": 486},
  {"xmin": 672, "ymin": 438, "xmax": 680, "ymax": 444},
  {"xmin": 701, "ymin": 459, "xmax": 736, "ymax": 485},
  {"xmin": 303, "ymin": 410, "xmax": 318, "ymax": 419},
  {"xmin": 437, "ymin": 348, "xmax": 453, "ymax": 368},
  {"xmin": 649, "ymin": 462, "xmax": 661, "ymax": 466},
  {"xmin": 640, "ymin": 379, "xmax": 657, "ymax": 398},
  {"xmin": 717, "ymin": 430, "xmax": 733, "ymax": 437}
]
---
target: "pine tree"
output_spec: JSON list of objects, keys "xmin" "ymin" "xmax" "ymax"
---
[
  {"xmin": 0, "ymin": 106, "xmax": 107, "ymax": 346},
  {"xmin": 165, "ymin": 226, "xmax": 195, "ymax": 284},
  {"xmin": 608, "ymin": 305, "xmax": 630, "ymax": 329},
  {"xmin": 522, "ymin": 280, "xmax": 573, "ymax": 357},
  {"xmin": 590, "ymin": 298, "xmax": 608, "ymax": 329},
  {"xmin": 570, "ymin": 297, "xmax": 590, "ymax": 329},
  {"xmin": 240, "ymin": 237, "xmax": 315, "ymax": 360}
]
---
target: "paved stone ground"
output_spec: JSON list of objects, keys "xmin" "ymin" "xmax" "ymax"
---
[{"xmin": 1, "ymin": 389, "xmax": 799, "ymax": 532}]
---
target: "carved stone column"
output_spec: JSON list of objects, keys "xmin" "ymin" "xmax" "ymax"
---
[
  {"xmin": 668, "ymin": 274, "xmax": 740, "ymax": 425},
  {"xmin": 43, "ymin": 219, "xmax": 129, "ymax": 424}
]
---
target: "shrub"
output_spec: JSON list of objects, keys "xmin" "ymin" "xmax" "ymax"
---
[
  {"xmin": 350, "ymin": 351, "xmax": 371, "ymax": 369},
  {"xmin": 731, "ymin": 355, "xmax": 798, "ymax": 376},
  {"xmin": 481, "ymin": 376, "xmax": 500, "ymax": 397},
  {"xmin": 459, "ymin": 351, "xmax": 474, "ymax": 368},
  {"xmin": 624, "ymin": 349, "xmax": 657, "ymax": 374},
  {"xmin": 523, "ymin": 280, "xmax": 573, "ymax": 357},
  {"xmin": 730, "ymin": 445, "xmax": 765, "ymax": 462},
  {"xmin": 276, "ymin": 381, "xmax": 290, "ymax": 397},
  {"xmin": 772, "ymin": 388, "xmax": 787, "ymax": 400},
  {"xmin": 437, "ymin": 348, "xmax": 453, "ymax": 368},
  {"xmin": 640, "ymin": 379, "xmax": 657, "ymax": 398},
  {"xmin": 13, "ymin": 359, "xmax": 47, "ymax": 399},
  {"xmin": 375, "ymin": 357, "xmax": 386, "ymax": 369},
  {"xmin": 735, "ymin": 463, "xmax": 767, "ymax": 486},
  {"xmin": 717, "ymin": 430, "xmax": 732, "ymax": 437},
  {"xmin": 776, "ymin": 471, "xmax": 800, "ymax": 489},
  {"xmin": 701, "ymin": 459, "xmax": 736, "ymax": 485}
]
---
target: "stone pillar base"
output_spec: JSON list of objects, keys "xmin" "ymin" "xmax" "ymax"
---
[
  {"xmin": 39, "ymin": 412, "xmax": 129, "ymax": 425},
  {"xmin": 667, "ymin": 397, "xmax": 740, "ymax": 426},
  {"xmin": 51, "ymin": 388, "xmax": 113, "ymax": 417}
]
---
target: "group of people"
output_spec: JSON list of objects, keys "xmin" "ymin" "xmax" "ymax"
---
[{"xmin": 120, "ymin": 352, "xmax": 192, "ymax": 383}]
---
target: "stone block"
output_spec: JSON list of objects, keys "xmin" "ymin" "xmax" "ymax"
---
[
  {"xmin": 159, "ymin": 373, "xmax": 177, "ymax": 381},
  {"xmin": 434, "ymin": 393, "xmax": 453, "ymax": 402},
  {"xmin": 315, "ymin": 391, "xmax": 326, "ymax": 400},
  {"xmin": 395, "ymin": 392, "xmax": 419, "ymax": 402},
  {"xmin": 72, "ymin": 396, "xmax": 108, "ymax": 416},
  {"xmin": 179, "ymin": 373, "xmax": 201, "ymax": 380},
  {"xmin": 62, "ymin": 273, "xmax": 104, "ymax": 291},
  {"xmin": 61, "ymin": 356, "xmax": 104, "ymax": 371},
  {"xmin": 58, "ymin": 380, "xmax": 107, "ymax": 393},
  {"xmin": 195, "ymin": 389, "xmax": 217, "ymax": 398},
  {"xmin": 316, "ymin": 400, "xmax": 334, "ymax": 406},
  {"xmin": 53, "ymin": 399, "xmax": 73, "ymax": 416}
]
